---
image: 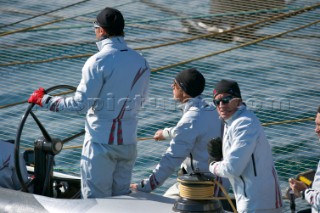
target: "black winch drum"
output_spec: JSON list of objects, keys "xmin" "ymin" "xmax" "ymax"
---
[{"xmin": 172, "ymin": 175, "xmax": 224, "ymax": 213}]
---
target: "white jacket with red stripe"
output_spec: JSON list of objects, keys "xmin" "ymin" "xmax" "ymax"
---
[
  {"xmin": 304, "ymin": 160, "xmax": 320, "ymax": 213},
  {"xmin": 42, "ymin": 37, "xmax": 150, "ymax": 145},
  {"xmin": 209, "ymin": 104, "xmax": 282, "ymax": 212}
]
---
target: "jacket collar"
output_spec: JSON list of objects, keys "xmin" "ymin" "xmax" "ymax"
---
[
  {"xmin": 96, "ymin": 36, "xmax": 126, "ymax": 51},
  {"xmin": 179, "ymin": 96, "xmax": 210, "ymax": 113},
  {"xmin": 224, "ymin": 103, "xmax": 246, "ymax": 125}
]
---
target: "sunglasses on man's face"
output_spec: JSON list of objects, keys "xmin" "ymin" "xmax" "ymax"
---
[{"xmin": 213, "ymin": 96, "xmax": 234, "ymax": 106}]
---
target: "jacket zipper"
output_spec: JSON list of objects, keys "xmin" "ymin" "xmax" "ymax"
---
[
  {"xmin": 240, "ymin": 175, "xmax": 247, "ymax": 197},
  {"xmin": 252, "ymin": 154, "xmax": 257, "ymax": 176}
]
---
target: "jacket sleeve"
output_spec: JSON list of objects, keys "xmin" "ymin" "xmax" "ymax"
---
[
  {"xmin": 137, "ymin": 113, "xmax": 199, "ymax": 192},
  {"xmin": 304, "ymin": 188, "xmax": 320, "ymax": 210},
  {"xmin": 42, "ymin": 56, "xmax": 103, "ymax": 113},
  {"xmin": 162, "ymin": 127, "xmax": 176, "ymax": 139},
  {"xmin": 141, "ymin": 60, "xmax": 150, "ymax": 104},
  {"xmin": 210, "ymin": 117, "xmax": 259, "ymax": 177}
]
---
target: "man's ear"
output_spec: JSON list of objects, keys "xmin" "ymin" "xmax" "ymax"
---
[
  {"xmin": 237, "ymin": 98, "xmax": 242, "ymax": 106},
  {"xmin": 98, "ymin": 28, "xmax": 108, "ymax": 37},
  {"xmin": 182, "ymin": 91, "xmax": 192, "ymax": 103},
  {"xmin": 231, "ymin": 97, "xmax": 242, "ymax": 106}
]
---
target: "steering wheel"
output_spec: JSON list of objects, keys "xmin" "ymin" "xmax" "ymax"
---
[{"xmin": 15, "ymin": 85, "xmax": 76, "ymax": 193}]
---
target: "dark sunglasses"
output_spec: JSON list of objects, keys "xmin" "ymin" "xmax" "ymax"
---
[{"xmin": 213, "ymin": 96, "xmax": 234, "ymax": 106}]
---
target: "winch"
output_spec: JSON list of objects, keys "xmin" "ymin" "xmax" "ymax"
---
[{"xmin": 173, "ymin": 174, "xmax": 236, "ymax": 213}]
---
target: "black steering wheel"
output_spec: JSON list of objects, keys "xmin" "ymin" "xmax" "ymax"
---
[{"xmin": 15, "ymin": 85, "xmax": 76, "ymax": 193}]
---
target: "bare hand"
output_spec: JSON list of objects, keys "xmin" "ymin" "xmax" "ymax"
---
[
  {"xmin": 130, "ymin": 183, "xmax": 138, "ymax": 190},
  {"xmin": 153, "ymin": 129, "xmax": 165, "ymax": 141},
  {"xmin": 289, "ymin": 178, "xmax": 307, "ymax": 197}
]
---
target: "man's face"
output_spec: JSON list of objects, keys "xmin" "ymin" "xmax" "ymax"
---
[
  {"xmin": 214, "ymin": 93, "xmax": 241, "ymax": 120},
  {"xmin": 94, "ymin": 26, "xmax": 107, "ymax": 40},
  {"xmin": 95, "ymin": 27, "xmax": 102, "ymax": 40},
  {"xmin": 172, "ymin": 80, "xmax": 190, "ymax": 103},
  {"xmin": 315, "ymin": 112, "xmax": 320, "ymax": 139},
  {"xmin": 172, "ymin": 80, "xmax": 183, "ymax": 101}
]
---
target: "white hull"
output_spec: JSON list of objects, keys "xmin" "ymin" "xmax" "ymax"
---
[{"xmin": 0, "ymin": 187, "xmax": 175, "ymax": 213}]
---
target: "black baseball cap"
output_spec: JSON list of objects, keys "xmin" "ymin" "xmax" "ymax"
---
[
  {"xmin": 175, "ymin": 68, "xmax": 205, "ymax": 97},
  {"xmin": 95, "ymin": 7, "xmax": 124, "ymax": 35},
  {"xmin": 213, "ymin": 79, "xmax": 242, "ymax": 98}
]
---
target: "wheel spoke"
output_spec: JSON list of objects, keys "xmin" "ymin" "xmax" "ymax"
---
[{"xmin": 30, "ymin": 111, "xmax": 52, "ymax": 142}]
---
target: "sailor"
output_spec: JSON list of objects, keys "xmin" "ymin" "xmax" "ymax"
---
[
  {"xmin": 208, "ymin": 79, "xmax": 283, "ymax": 213},
  {"xmin": 0, "ymin": 140, "xmax": 28, "ymax": 190},
  {"xmin": 28, "ymin": 7, "xmax": 150, "ymax": 198},
  {"xmin": 289, "ymin": 105, "xmax": 320, "ymax": 213},
  {"xmin": 131, "ymin": 68, "xmax": 228, "ymax": 198}
]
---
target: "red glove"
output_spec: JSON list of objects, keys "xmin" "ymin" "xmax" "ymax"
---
[{"xmin": 28, "ymin": 87, "xmax": 46, "ymax": 106}]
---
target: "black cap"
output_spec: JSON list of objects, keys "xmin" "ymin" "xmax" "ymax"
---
[
  {"xmin": 175, "ymin": 68, "xmax": 205, "ymax": 97},
  {"xmin": 213, "ymin": 79, "xmax": 242, "ymax": 98},
  {"xmin": 96, "ymin": 7, "xmax": 124, "ymax": 35}
]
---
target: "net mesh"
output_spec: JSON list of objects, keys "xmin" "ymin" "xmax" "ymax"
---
[{"xmin": 0, "ymin": 0, "xmax": 319, "ymax": 211}]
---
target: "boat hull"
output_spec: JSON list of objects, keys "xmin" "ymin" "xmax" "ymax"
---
[{"xmin": 0, "ymin": 187, "xmax": 176, "ymax": 213}]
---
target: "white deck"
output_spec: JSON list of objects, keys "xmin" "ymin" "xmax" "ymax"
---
[{"xmin": 0, "ymin": 187, "xmax": 176, "ymax": 213}]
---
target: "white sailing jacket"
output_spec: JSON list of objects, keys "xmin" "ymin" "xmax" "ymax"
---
[
  {"xmin": 42, "ymin": 37, "xmax": 150, "ymax": 145},
  {"xmin": 209, "ymin": 104, "xmax": 282, "ymax": 212},
  {"xmin": 304, "ymin": 160, "xmax": 320, "ymax": 213},
  {"xmin": 139, "ymin": 97, "xmax": 222, "ymax": 191}
]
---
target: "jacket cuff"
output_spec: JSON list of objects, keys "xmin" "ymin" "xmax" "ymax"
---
[
  {"xmin": 162, "ymin": 128, "xmax": 171, "ymax": 139},
  {"xmin": 137, "ymin": 173, "xmax": 160, "ymax": 193},
  {"xmin": 137, "ymin": 179, "xmax": 153, "ymax": 193},
  {"xmin": 209, "ymin": 161, "xmax": 217, "ymax": 174},
  {"xmin": 301, "ymin": 189, "xmax": 306, "ymax": 200},
  {"xmin": 41, "ymin": 94, "xmax": 52, "ymax": 107}
]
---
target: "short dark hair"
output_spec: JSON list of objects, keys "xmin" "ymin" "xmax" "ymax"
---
[
  {"xmin": 96, "ymin": 7, "xmax": 125, "ymax": 36},
  {"xmin": 318, "ymin": 106, "xmax": 320, "ymax": 113}
]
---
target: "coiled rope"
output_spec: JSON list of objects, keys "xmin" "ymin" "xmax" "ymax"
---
[{"xmin": 178, "ymin": 178, "xmax": 237, "ymax": 213}]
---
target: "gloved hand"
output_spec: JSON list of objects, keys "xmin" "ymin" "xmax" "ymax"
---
[
  {"xmin": 207, "ymin": 137, "xmax": 223, "ymax": 163},
  {"xmin": 28, "ymin": 87, "xmax": 46, "ymax": 107},
  {"xmin": 136, "ymin": 174, "xmax": 159, "ymax": 193}
]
